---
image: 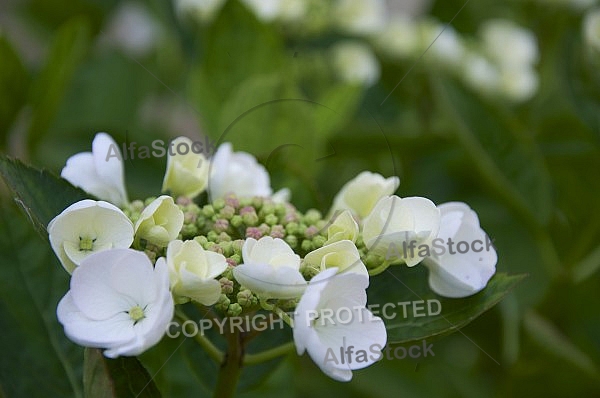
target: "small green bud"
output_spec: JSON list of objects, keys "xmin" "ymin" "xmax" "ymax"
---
[
  {"xmin": 215, "ymin": 294, "xmax": 231, "ymax": 312},
  {"xmin": 285, "ymin": 235, "xmax": 298, "ymax": 248},
  {"xmin": 242, "ymin": 212, "xmax": 259, "ymax": 226},
  {"xmin": 304, "ymin": 209, "xmax": 322, "ymax": 225},
  {"xmin": 207, "ymin": 230, "xmax": 219, "ymax": 242},
  {"xmin": 220, "ymin": 277, "xmax": 234, "ymax": 294},
  {"xmin": 264, "ymin": 213, "xmax": 278, "ymax": 226},
  {"xmin": 202, "ymin": 205, "xmax": 215, "ymax": 217},
  {"xmin": 194, "ymin": 235, "xmax": 209, "ymax": 246},
  {"xmin": 227, "ymin": 303, "xmax": 243, "ymax": 317},
  {"xmin": 237, "ymin": 289, "xmax": 254, "ymax": 307},
  {"xmin": 301, "ymin": 239, "xmax": 313, "ymax": 252},
  {"xmin": 230, "ymin": 215, "xmax": 243, "ymax": 227},
  {"xmin": 213, "ymin": 198, "xmax": 226, "ymax": 211},
  {"xmin": 312, "ymin": 235, "xmax": 327, "ymax": 249},
  {"xmin": 285, "ymin": 222, "xmax": 299, "ymax": 234}
]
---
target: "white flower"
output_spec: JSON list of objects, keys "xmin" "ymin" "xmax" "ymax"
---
[
  {"xmin": 233, "ymin": 237, "xmax": 306, "ymax": 299},
  {"xmin": 303, "ymin": 240, "xmax": 368, "ymax": 277},
  {"xmin": 48, "ymin": 200, "xmax": 134, "ymax": 273},
  {"xmin": 209, "ymin": 143, "xmax": 272, "ymax": 199},
  {"xmin": 240, "ymin": 0, "xmax": 280, "ymax": 21},
  {"xmin": 499, "ymin": 65, "xmax": 539, "ymax": 102},
  {"xmin": 329, "ymin": 171, "xmax": 400, "ymax": 220},
  {"xmin": 461, "ymin": 51, "xmax": 501, "ymax": 95},
  {"xmin": 162, "ymin": 136, "xmax": 210, "ymax": 199},
  {"xmin": 293, "ymin": 268, "xmax": 386, "ymax": 381},
  {"xmin": 583, "ymin": 8, "xmax": 600, "ymax": 54},
  {"xmin": 57, "ymin": 248, "xmax": 174, "ymax": 358},
  {"xmin": 330, "ymin": 41, "xmax": 381, "ymax": 87},
  {"xmin": 134, "ymin": 195, "xmax": 184, "ymax": 247},
  {"xmin": 101, "ymin": 2, "xmax": 160, "ymax": 58},
  {"xmin": 362, "ymin": 195, "xmax": 440, "ymax": 267},
  {"xmin": 61, "ymin": 132, "xmax": 128, "ymax": 207},
  {"xmin": 480, "ymin": 19, "xmax": 539, "ymax": 69},
  {"xmin": 422, "ymin": 202, "xmax": 497, "ymax": 298},
  {"xmin": 162, "ymin": 239, "xmax": 228, "ymax": 305},
  {"xmin": 325, "ymin": 210, "xmax": 359, "ymax": 244},
  {"xmin": 333, "ymin": 0, "xmax": 387, "ymax": 35},
  {"xmin": 374, "ymin": 16, "xmax": 420, "ymax": 59},
  {"xmin": 419, "ymin": 21, "xmax": 465, "ymax": 69},
  {"xmin": 175, "ymin": 0, "xmax": 226, "ymax": 23}
]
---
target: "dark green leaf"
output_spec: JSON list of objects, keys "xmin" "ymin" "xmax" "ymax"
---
[
  {"xmin": 84, "ymin": 348, "xmax": 161, "ymax": 398},
  {"xmin": 368, "ymin": 265, "xmax": 526, "ymax": 344},
  {"xmin": 0, "ymin": 202, "xmax": 83, "ymax": 397},
  {"xmin": 0, "ymin": 155, "xmax": 89, "ymax": 233}
]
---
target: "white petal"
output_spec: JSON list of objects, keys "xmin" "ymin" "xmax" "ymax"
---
[
  {"xmin": 92, "ymin": 132, "xmax": 128, "ymax": 205},
  {"xmin": 233, "ymin": 263, "xmax": 306, "ymax": 299}
]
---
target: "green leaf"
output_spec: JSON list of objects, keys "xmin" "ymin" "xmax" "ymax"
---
[
  {"xmin": 368, "ymin": 265, "xmax": 526, "ymax": 344},
  {"xmin": 0, "ymin": 202, "xmax": 83, "ymax": 397},
  {"xmin": 314, "ymin": 84, "xmax": 363, "ymax": 140},
  {"xmin": 84, "ymin": 348, "xmax": 161, "ymax": 398},
  {"xmin": 0, "ymin": 33, "xmax": 29, "ymax": 147},
  {"xmin": 0, "ymin": 155, "xmax": 89, "ymax": 234},
  {"xmin": 27, "ymin": 17, "xmax": 91, "ymax": 153},
  {"xmin": 523, "ymin": 311, "xmax": 598, "ymax": 378},
  {"xmin": 433, "ymin": 77, "xmax": 553, "ymax": 226}
]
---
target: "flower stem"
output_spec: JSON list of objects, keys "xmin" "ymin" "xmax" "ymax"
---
[
  {"xmin": 260, "ymin": 299, "xmax": 294, "ymax": 327},
  {"xmin": 213, "ymin": 323, "xmax": 243, "ymax": 398},
  {"xmin": 368, "ymin": 261, "xmax": 391, "ymax": 276},
  {"xmin": 243, "ymin": 342, "xmax": 295, "ymax": 365},
  {"xmin": 174, "ymin": 309, "xmax": 223, "ymax": 363}
]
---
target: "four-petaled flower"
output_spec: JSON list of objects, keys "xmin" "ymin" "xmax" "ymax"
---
[
  {"xmin": 293, "ymin": 268, "xmax": 387, "ymax": 381},
  {"xmin": 57, "ymin": 248, "xmax": 174, "ymax": 358},
  {"xmin": 48, "ymin": 200, "xmax": 134, "ymax": 273}
]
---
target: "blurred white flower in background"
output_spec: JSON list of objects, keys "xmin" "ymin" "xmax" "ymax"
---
[
  {"xmin": 480, "ymin": 19, "xmax": 539, "ymax": 69},
  {"xmin": 419, "ymin": 20, "xmax": 465, "ymax": 69},
  {"xmin": 99, "ymin": 2, "xmax": 160, "ymax": 57},
  {"xmin": 374, "ymin": 16, "xmax": 421, "ymax": 59},
  {"xmin": 334, "ymin": 0, "xmax": 387, "ymax": 35},
  {"xmin": 331, "ymin": 41, "xmax": 381, "ymax": 87},
  {"xmin": 583, "ymin": 8, "xmax": 600, "ymax": 54},
  {"xmin": 61, "ymin": 133, "xmax": 129, "ymax": 207},
  {"xmin": 460, "ymin": 51, "xmax": 502, "ymax": 96},
  {"xmin": 175, "ymin": 0, "xmax": 226, "ymax": 23},
  {"xmin": 240, "ymin": 0, "xmax": 281, "ymax": 21},
  {"xmin": 57, "ymin": 248, "xmax": 174, "ymax": 358},
  {"xmin": 535, "ymin": 0, "xmax": 598, "ymax": 10}
]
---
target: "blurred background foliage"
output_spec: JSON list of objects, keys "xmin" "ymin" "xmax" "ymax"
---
[{"xmin": 1, "ymin": 0, "xmax": 600, "ymax": 396}]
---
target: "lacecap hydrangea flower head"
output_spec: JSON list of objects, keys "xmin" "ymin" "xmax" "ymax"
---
[{"xmin": 49, "ymin": 133, "xmax": 498, "ymax": 384}]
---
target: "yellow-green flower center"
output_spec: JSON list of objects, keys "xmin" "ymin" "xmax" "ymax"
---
[
  {"xmin": 79, "ymin": 236, "xmax": 96, "ymax": 251},
  {"xmin": 129, "ymin": 305, "xmax": 145, "ymax": 323}
]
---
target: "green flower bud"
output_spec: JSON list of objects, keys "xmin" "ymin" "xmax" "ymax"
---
[
  {"xmin": 213, "ymin": 198, "xmax": 226, "ymax": 211},
  {"xmin": 285, "ymin": 235, "xmax": 298, "ymax": 248},
  {"xmin": 229, "ymin": 254, "xmax": 241, "ymax": 265},
  {"xmin": 207, "ymin": 230, "xmax": 219, "ymax": 242},
  {"xmin": 227, "ymin": 303, "xmax": 243, "ymax": 317},
  {"xmin": 304, "ymin": 209, "xmax": 322, "ymax": 225},
  {"xmin": 202, "ymin": 205, "xmax": 215, "ymax": 217},
  {"xmin": 220, "ymin": 277, "xmax": 234, "ymax": 294},
  {"xmin": 312, "ymin": 235, "xmax": 327, "ymax": 249},
  {"xmin": 232, "ymin": 240, "xmax": 244, "ymax": 255},
  {"xmin": 230, "ymin": 215, "xmax": 243, "ymax": 227},
  {"xmin": 264, "ymin": 213, "xmax": 278, "ymax": 226},
  {"xmin": 237, "ymin": 289, "xmax": 254, "ymax": 307},
  {"xmin": 219, "ymin": 205, "xmax": 235, "ymax": 220},
  {"xmin": 301, "ymin": 239, "xmax": 313, "ymax": 252},
  {"xmin": 285, "ymin": 222, "xmax": 299, "ymax": 235},
  {"xmin": 242, "ymin": 211, "xmax": 259, "ymax": 226},
  {"xmin": 194, "ymin": 235, "xmax": 209, "ymax": 247},
  {"xmin": 215, "ymin": 294, "xmax": 231, "ymax": 312}
]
